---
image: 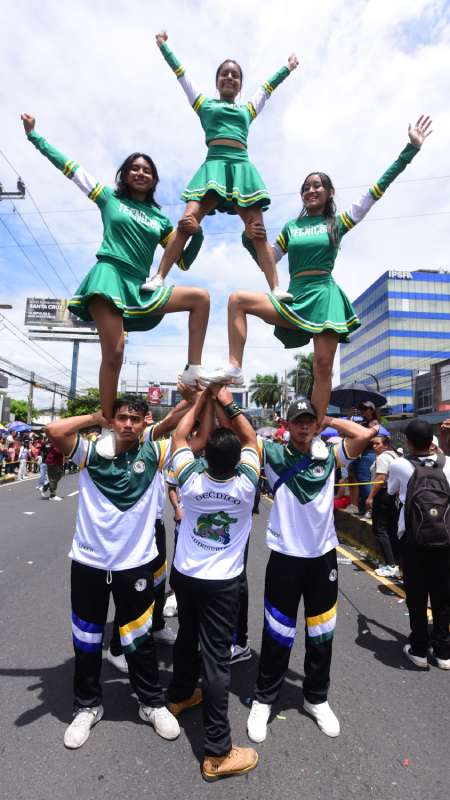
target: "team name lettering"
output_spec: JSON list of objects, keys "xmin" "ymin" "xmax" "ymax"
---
[
  {"xmin": 194, "ymin": 491, "xmax": 241, "ymax": 505},
  {"xmin": 291, "ymin": 224, "xmax": 327, "ymax": 238},
  {"xmin": 119, "ymin": 203, "xmax": 160, "ymax": 231}
]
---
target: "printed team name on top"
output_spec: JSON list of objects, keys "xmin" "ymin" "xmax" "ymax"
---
[
  {"xmin": 291, "ymin": 223, "xmax": 328, "ymax": 238},
  {"xmin": 194, "ymin": 490, "xmax": 242, "ymax": 505},
  {"xmin": 118, "ymin": 202, "xmax": 161, "ymax": 230}
]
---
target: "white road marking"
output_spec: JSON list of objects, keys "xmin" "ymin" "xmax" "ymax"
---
[
  {"xmin": 23, "ymin": 511, "xmax": 35, "ymax": 516},
  {"xmin": 67, "ymin": 490, "xmax": 79, "ymax": 497}
]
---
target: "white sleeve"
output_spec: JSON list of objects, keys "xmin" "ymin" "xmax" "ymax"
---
[
  {"xmin": 178, "ymin": 72, "xmax": 203, "ymax": 107},
  {"xmin": 387, "ymin": 462, "xmax": 401, "ymax": 496},
  {"xmin": 272, "ymin": 241, "xmax": 286, "ymax": 263},
  {"xmin": 339, "ymin": 191, "xmax": 377, "ymax": 232},
  {"xmin": 69, "ymin": 435, "xmax": 90, "ymax": 468}
]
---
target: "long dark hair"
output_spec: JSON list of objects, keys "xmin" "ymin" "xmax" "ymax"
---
[
  {"xmin": 299, "ymin": 172, "xmax": 340, "ymax": 247},
  {"xmin": 215, "ymin": 59, "xmax": 244, "ymax": 86},
  {"xmin": 115, "ymin": 153, "xmax": 160, "ymax": 207}
]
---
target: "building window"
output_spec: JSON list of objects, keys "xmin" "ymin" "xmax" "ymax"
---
[{"xmin": 416, "ymin": 387, "xmax": 432, "ymax": 411}]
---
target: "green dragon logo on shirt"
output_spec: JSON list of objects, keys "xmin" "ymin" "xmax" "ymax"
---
[{"xmin": 193, "ymin": 511, "xmax": 238, "ymax": 545}]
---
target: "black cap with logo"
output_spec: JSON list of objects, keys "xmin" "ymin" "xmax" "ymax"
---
[{"xmin": 286, "ymin": 397, "xmax": 317, "ymax": 421}]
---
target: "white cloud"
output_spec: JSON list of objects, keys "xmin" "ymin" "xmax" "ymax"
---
[{"xmin": 1, "ymin": 0, "xmax": 449, "ymax": 406}]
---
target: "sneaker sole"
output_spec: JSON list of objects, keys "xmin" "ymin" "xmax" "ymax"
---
[
  {"xmin": 202, "ymin": 754, "xmax": 259, "ymax": 782},
  {"xmin": 64, "ymin": 706, "xmax": 104, "ymax": 749}
]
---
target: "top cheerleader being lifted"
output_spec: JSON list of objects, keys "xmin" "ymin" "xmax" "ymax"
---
[{"xmin": 142, "ymin": 31, "xmax": 298, "ymax": 311}]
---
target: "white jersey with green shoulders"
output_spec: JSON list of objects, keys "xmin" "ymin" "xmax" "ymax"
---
[
  {"xmin": 68, "ymin": 432, "xmax": 171, "ymax": 570},
  {"xmin": 171, "ymin": 445, "xmax": 260, "ymax": 580},
  {"xmin": 259, "ymin": 437, "xmax": 352, "ymax": 558}
]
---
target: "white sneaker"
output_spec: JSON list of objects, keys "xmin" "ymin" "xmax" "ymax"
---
[
  {"xmin": 179, "ymin": 364, "xmax": 207, "ymax": 386},
  {"xmin": 141, "ymin": 273, "xmax": 165, "ymax": 292},
  {"xmin": 230, "ymin": 643, "xmax": 252, "ymax": 665},
  {"xmin": 403, "ymin": 644, "xmax": 428, "ymax": 669},
  {"xmin": 247, "ymin": 700, "xmax": 271, "ymax": 743},
  {"xmin": 206, "ymin": 365, "xmax": 245, "ymax": 387},
  {"xmin": 374, "ymin": 564, "xmax": 399, "ymax": 578},
  {"xmin": 303, "ymin": 699, "xmax": 340, "ymax": 737},
  {"xmin": 163, "ymin": 593, "xmax": 178, "ymax": 618},
  {"xmin": 310, "ymin": 435, "xmax": 328, "ymax": 460},
  {"xmin": 428, "ymin": 648, "xmax": 450, "ymax": 670},
  {"xmin": 64, "ymin": 705, "xmax": 104, "ymax": 749},
  {"xmin": 271, "ymin": 286, "xmax": 294, "ymax": 303},
  {"xmin": 95, "ymin": 429, "xmax": 116, "ymax": 460},
  {"xmin": 153, "ymin": 627, "xmax": 177, "ymax": 645},
  {"xmin": 139, "ymin": 705, "xmax": 180, "ymax": 740},
  {"xmin": 106, "ymin": 648, "xmax": 128, "ymax": 673},
  {"xmin": 345, "ymin": 504, "xmax": 359, "ymax": 514},
  {"xmin": 49, "ymin": 495, "xmax": 62, "ymax": 502}
]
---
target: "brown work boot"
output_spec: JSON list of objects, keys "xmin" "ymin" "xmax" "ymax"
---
[
  {"xmin": 202, "ymin": 745, "xmax": 259, "ymax": 782},
  {"xmin": 167, "ymin": 688, "xmax": 202, "ymax": 717}
]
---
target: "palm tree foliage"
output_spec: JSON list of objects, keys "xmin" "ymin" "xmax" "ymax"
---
[
  {"xmin": 249, "ymin": 373, "xmax": 282, "ymax": 409},
  {"xmin": 287, "ymin": 353, "xmax": 314, "ymax": 397}
]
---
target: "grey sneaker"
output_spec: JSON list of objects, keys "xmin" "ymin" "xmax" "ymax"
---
[
  {"xmin": 153, "ymin": 627, "xmax": 177, "ymax": 645},
  {"xmin": 139, "ymin": 705, "xmax": 180, "ymax": 740},
  {"xmin": 403, "ymin": 644, "xmax": 428, "ymax": 669},
  {"xmin": 64, "ymin": 705, "xmax": 104, "ymax": 749},
  {"xmin": 230, "ymin": 644, "xmax": 252, "ymax": 665}
]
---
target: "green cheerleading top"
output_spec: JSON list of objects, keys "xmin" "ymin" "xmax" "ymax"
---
[
  {"xmin": 243, "ymin": 143, "xmax": 420, "ymax": 275},
  {"xmin": 159, "ymin": 41, "xmax": 291, "ymax": 147},
  {"xmin": 26, "ymin": 130, "xmax": 204, "ymax": 274}
]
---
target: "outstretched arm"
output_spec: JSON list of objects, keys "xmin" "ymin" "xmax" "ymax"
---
[
  {"xmin": 246, "ymin": 53, "xmax": 299, "ymax": 120},
  {"xmin": 21, "ymin": 114, "xmax": 109, "ymax": 206},
  {"xmin": 156, "ymin": 31, "xmax": 204, "ymax": 112},
  {"xmin": 338, "ymin": 116, "xmax": 432, "ymax": 236},
  {"xmin": 213, "ymin": 385, "xmax": 257, "ymax": 450},
  {"xmin": 46, "ymin": 411, "xmax": 107, "ymax": 457},
  {"xmin": 242, "ymin": 220, "xmax": 287, "ymax": 268}
]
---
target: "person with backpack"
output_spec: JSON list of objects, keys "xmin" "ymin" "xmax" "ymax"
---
[
  {"xmin": 365, "ymin": 434, "xmax": 399, "ymax": 577},
  {"xmin": 387, "ymin": 419, "xmax": 450, "ymax": 670}
]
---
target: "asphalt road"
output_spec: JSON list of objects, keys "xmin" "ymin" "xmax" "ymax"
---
[{"xmin": 1, "ymin": 473, "xmax": 449, "ymax": 800}]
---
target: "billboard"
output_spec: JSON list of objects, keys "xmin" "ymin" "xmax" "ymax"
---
[{"xmin": 25, "ymin": 298, "xmax": 96, "ymax": 330}]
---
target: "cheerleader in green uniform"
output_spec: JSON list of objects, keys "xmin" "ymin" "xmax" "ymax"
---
[
  {"xmin": 142, "ymin": 31, "xmax": 298, "ymax": 309},
  {"xmin": 22, "ymin": 113, "xmax": 209, "ymax": 457},
  {"xmin": 224, "ymin": 117, "xmax": 432, "ymax": 422}
]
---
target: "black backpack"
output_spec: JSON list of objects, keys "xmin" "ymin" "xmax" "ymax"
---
[{"xmin": 404, "ymin": 454, "xmax": 450, "ymax": 549}]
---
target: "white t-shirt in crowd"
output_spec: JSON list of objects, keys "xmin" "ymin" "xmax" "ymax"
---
[
  {"xmin": 172, "ymin": 445, "xmax": 259, "ymax": 580},
  {"xmin": 387, "ymin": 454, "xmax": 450, "ymax": 536},
  {"xmin": 370, "ymin": 449, "xmax": 398, "ymax": 481}
]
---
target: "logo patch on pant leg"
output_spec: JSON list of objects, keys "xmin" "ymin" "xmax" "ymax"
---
[
  {"xmin": 134, "ymin": 578, "xmax": 147, "ymax": 592},
  {"xmin": 329, "ymin": 569, "xmax": 337, "ymax": 582}
]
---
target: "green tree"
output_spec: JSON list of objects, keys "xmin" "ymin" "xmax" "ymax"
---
[
  {"xmin": 62, "ymin": 388, "xmax": 101, "ymax": 417},
  {"xmin": 287, "ymin": 353, "xmax": 314, "ymax": 397},
  {"xmin": 10, "ymin": 399, "xmax": 38, "ymax": 422},
  {"xmin": 249, "ymin": 374, "xmax": 281, "ymax": 409}
]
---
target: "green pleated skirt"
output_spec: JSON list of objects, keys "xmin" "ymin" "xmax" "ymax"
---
[
  {"xmin": 68, "ymin": 258, "xmax": 174, "ymax": 332},
  {"xmin": 181, "ymin": 145, "xmax": 270, "ymax": 214},
  {"xmin": 270, "ymin": 273, "xmax": 361, "ymax": 348}
]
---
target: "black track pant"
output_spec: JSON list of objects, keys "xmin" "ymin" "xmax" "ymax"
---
[
  {"xmin": 234, "ymin": 539, "xmax": 249, "ymax": 647},
  {"xmin": 71, "ymin": 559, "xmax": 165, "ymax": 710},
  {"xmin": 110, "ymin": 520, "xmax": 167, "ymax": 655},
  {"xmin": 372, "ymin": 489, "xmax": 399, "ymax": 566},
  {"xmin": 400, "ymin": 540, "xmax": 450, "ymax": 659},
  {"xmin": 255, "ymin": 549, "xmax": 338, "ymax": 706},
  {"xmin": 167, "ymin": 567, "xmax": 240, "ymax": 757}
]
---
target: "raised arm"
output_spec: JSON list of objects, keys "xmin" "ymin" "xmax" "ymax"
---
[
  {"xmin": 172, "ymin": 388, "xmax": 209, "ymax": 452},
  {"xmin": 214, "ymin": 386, "xmax": 257, "ymax": 450},
  {"xmin": 156, "ymin": 32, "xmax": 204, "ymax": 112},
  {"xmin": 246, "ymin": 53, "xmax": 298, "ymax": 121},
  {"xmin": 22, "ymin": 114, "xmax": 109, "ymax": 206},
  {"xmin": 338, "ymin": 116, "xmax": 432, "ymax": 236},
  {"xmin": 46, "ymin": 411, "xmax": 107, "ymax": 457},
  {"xmin": 324, "ymin": 415, "xmax": 379, "ymax": 460}
]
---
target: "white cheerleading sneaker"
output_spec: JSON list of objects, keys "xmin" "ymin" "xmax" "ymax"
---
[
  {"xmin": 206, "ymin": 365, "xmax": 245, "ymax": 387},
  {"xmin": 271, "ymin": 286, "xmax": 294, "ymax": 303},
  {"xmin": 163, "ymin": 593, "xmax": 178, "ymax": 618},
  {"xmin": 141, "ymin": 273, "xmax": 165, "ymax": 292},
  {"xmin": 106, "ymin": 648, "xmax": 128, "ymax": 674},
  {"xmin": 64, "ymin": 705, "xmax": 104, "ymax": 749},
  {"xmin": 303, "ymin": 699, "xmax": 340, "ymax": 737},
  {"xmin": 310, "ymin": 435, "xmax": 329, "ymax": 460},
  {"xmin": 153, "ymin": 626, "xmax": 177, "ymax": 645},
  {"xmin": 139, "ymin": 705, "xmax": 180, "ymax": 740},
  {"xmin": 179, "ymin": 364, "xmax": 207, "ymax": 386},
  {"xmin": 247, "ymin": 700, "xmax": 271, "ymax": 743},
  {"xmin": 403, "ymin": 644, "xmax": 428, "ymax": 669},
  {"xmin": 95, "ymin": 429, "xmax": 116, "ymax": 459}
]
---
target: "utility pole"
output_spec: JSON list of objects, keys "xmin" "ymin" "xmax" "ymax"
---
[
  {"xmin": 0, "ymin": 178, "xmax": 26, "ymax": 201},
  {"xmin": 27, "ymin": 371, "xmax": 35, "ymax": 425},
  {"xmin": 69, "ymin": 341, "xmax": 80, "ymax": 398},
  {"xmin": 129, "ymin": 360, "xmax": 146, "ymax": 394}
]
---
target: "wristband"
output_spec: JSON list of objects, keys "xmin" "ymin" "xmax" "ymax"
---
[{"xmin": 223, "ymin": 401, "xmax": 242, "ymax": 419}]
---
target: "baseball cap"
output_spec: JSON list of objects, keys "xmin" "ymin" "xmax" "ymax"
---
[
  {"xmin": 286, "ymin": 397, "xmax": 317, "ymax": 421},
  {"xmin": 359, "ymin": 401, "xmax": 375, "ymax": 410}
]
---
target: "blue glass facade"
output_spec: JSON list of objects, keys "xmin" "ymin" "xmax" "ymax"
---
[{"xmin": 340, "ymin": 270, "xmax": 450, "ymax": 413}]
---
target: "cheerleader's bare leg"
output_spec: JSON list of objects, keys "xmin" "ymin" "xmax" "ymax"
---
[{"xmin": 311, "ymin": 332, "xmax": 339, "ymax": 426}]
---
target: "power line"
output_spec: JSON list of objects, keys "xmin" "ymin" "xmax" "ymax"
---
[{"xmin": 0, "ymin": 217, "xmax": 57, "ymax": 296}]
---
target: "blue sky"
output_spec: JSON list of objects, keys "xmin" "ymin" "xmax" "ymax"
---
[{"xmin": 1, "ymin": 0, "xmax": 449, "ymax": 409}]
